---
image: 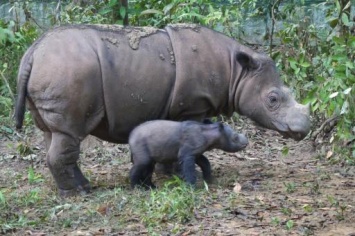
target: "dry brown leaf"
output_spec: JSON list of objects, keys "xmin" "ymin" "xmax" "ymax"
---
[{"xmin": 97, "ymin": 204, "xmax": 111, "ymax": 216}]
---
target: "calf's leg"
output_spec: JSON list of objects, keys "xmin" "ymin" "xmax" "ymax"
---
[
  {"xmin": 180, "ymin": 155, "xmax": 197, "ymax": 185},
  {"xmin": 130, "ymin": 153, "xmax": 156, "ymax": 189},
  {"xmin": 195, "ymin": 154, "xmax": 212, "ymax": 183}
]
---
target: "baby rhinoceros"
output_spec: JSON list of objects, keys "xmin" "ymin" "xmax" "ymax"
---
[{"xmin": 128, "ymin": 120, "xmax": 248, "ymax": 188}]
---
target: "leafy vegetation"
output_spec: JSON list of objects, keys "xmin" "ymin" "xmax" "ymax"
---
[
  {"xmin": 273, "ymin": 0, "xmax": 354, "ymax": 164},
  {"xmin": 136, "ymin": 177, "xmax": 208, "ymax": 233}
]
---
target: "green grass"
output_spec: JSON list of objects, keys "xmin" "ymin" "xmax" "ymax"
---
[
  {"xmin": 138, "ymin": 177, "xmax": 206, "ymax": 229},
  {"xmin": 0, "ymin": 172, "xmax": 210, "ymax": 234}
]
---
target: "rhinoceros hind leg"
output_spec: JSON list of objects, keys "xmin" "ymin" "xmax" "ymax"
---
[
  {"xmin": 44, "ymin": 132, "xmax": 52, "ymax": 152},
  {"xmin": 130, "ymin": 161, "xmax": 156, "ymax": 189},
  {"xmin": 46, "ymin": 132, "xmax": 90, "ymax": 197}
]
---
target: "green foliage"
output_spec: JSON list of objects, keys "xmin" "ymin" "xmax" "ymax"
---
[
  {"xmin": 57, "ymin": 1, "xmax": 108, "ymax": 25},
  {"xmin": 302, "ymin": 204, "xmax": 313, "ymax": 213},
  {"xmin": 281, "ymin": 207, "xmax": 292, "ymax": 216},
  {"xmin": 138, "ymin": 177, "xmax": 205, "ymax": 229},
  {"xmin": 16, "ymin": 140, "xmax": 33, "ymax": 156},
  {"xmin": 283, "ymin": 182, "xmax": 296, "ymax": 193},
  {"xmin": 0, "ymin": 18, "xmax": 38, "ymax": 134},
  {"xmin": 327, "ymin": 195, "xmax": 347, "ymax": 221},
  {"xmin": 129, "ymin": 0, "xmax": 255, "ymax": 37},
  {"xmin": 99, "ymin": 0, "xmax": 128, "ymax": 25},
  {"xmin": 285, "ymin": 219, "xmax": 294, "ymax": 230},
  {"xmin": 0, "ymin": 191, "xmax": 6, "ymax": 207},
  {"xmin": 0, "ymin": 187, "xmax": 46, "ymax": 233},
  {"xmin": 273, "ymin": 0, "xmax": 354, "ymax": 163},
  {"xmin": 56, "ymin": 0, "xmax": 128, "ymax": 25},
  {"xmin": 271, "ymin": 216, "xmax": 281, "ymax": 226},
  {"xmin": 27, "ymin": 167, "xmax": 44, "ymax": 185}
]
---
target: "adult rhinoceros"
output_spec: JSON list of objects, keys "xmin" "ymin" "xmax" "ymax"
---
[{"xmin": 15, "ymin": 24, "xmax": 310, "ymax": 196}]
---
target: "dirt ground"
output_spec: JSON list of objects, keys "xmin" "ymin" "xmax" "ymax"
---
[{"xmin": 0, "ymin": 117, "xmax": 354, "ymax": 236}]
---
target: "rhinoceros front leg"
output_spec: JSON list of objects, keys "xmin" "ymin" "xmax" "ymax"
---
[
  {"xmin": 46, "ymin": 132, "xmax": 90, "ymax": 197},
  {"xmin": 179, "ymin": 154, "xmax": 197, "ymax": 185},
  {"xmin": 195, "ymin": 154, "xmax": 212, "ymax": 183}
]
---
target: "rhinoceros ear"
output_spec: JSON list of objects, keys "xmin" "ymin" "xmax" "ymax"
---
[
  {"xmin": 236, "ymin": 52, "xmax": 259, "ymax": 70},
  {"xmin": 202, "ymin": 118, "xmax": 213, "ymax": 124}
]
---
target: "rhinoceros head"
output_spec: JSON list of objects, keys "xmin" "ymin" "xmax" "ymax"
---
[{"xmin": 234, "ymin": 52, "xmax": 311, "ymax": 141}]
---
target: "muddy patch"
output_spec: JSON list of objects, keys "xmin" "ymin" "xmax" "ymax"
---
[{"xmin": 168, "ymin": 23, "xmax": 201, "ymax": 32}]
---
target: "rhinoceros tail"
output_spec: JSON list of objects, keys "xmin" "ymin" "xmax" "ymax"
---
[{"xmin": 14, "ymin": 50, "xmax": 34, "ymax": 130}]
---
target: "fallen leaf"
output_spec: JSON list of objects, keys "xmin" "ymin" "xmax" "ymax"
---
[
  {"xmin": 2, "ymin": 154, "xmax": 15, "ymax": 160},
  {"xmin": 326, "ymin": 151, "xmax": 333, "ymax": 159},
  {"xmin": 97, "ymin": 204, "xmax": 111, "ymax": 216},
  {"xmin": 233, "ymin": 182, "xmax": 242, "ymax": 193},
  {"xmin": 181, "ymin": 230, "xmax": 191, "ymax": 236},
  {"xmin": 71, "ymin": 231, "xmax": 86, "ymax": 236},
  {"xmin": 25, "ymin": 231, "xmax": 46, "ymax": 236},
  {"xmin": 212, "ymin": 203, "xmax": 223, "ymax": 209},
  {"xmin": 22, "ymin": 154, "xmax": 37, "ymax": 161}
]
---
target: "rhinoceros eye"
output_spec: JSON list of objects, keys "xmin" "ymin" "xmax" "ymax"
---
[
  {"xmin": 232, "ymin": 134, "xmax": 239, "ymax": 142},
  {"xmin": 266, "ymin": 92, "xmax": 280, "ymax": 111}
]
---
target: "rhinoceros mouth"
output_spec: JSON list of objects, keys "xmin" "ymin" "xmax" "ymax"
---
[
  {"xmin": 279, "ymin": 131, "xmax": 305, "ymax": 141},
  {"xmin": 271, "ymin": 120, "xmax": 306, "ymax": 141}
]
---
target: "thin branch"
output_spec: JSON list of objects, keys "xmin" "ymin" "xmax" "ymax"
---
[
  {"xmin": 23, "ymin": 1, "xmax": 46, "ymax": 30},
  {"xmin": 55, "ymin": 0, "xmax": 62, "ymax": 25},
  {"xmin": 0, "ymin": 70, "xmax": 15, "ymax": 102},
  {"xmin": 311, "ymin": 115, "xmax": 340, "ymax": 142},
  {"xmin": 269, "ymin": 0, "xmax": 281, "ymax": 55}
]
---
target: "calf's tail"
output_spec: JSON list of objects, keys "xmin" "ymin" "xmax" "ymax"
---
[{"xmin": 14, "ymin": 50, "xmax": 34, "ymax": 130}]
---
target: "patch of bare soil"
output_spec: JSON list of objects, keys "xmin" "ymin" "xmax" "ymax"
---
[{"xmin": 1, "ymin": 118, "xmax": 354, "ymax": 235}]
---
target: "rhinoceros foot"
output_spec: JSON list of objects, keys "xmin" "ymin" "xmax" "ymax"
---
[
  {"xmin": 45, "ymin": 133, "xmax": 93, "ymax": 197},
  {"xmin": 59, "ymin": 183, "xmax": 91, "ymax": 198},
  {"xmin": 57, "ymin": 165, "xmax": 91, "ymax": 197}
]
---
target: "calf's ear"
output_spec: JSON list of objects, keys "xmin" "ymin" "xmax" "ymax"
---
[
  {"xmin": 236, "ymin": 52, "xmax": 259, "ymax": 70},
  {"xmin": 203, "ymin": 118, "xmax": 213, "ymax": 124},
  {"xmin": 218, "ymin": 122, "xmax": 224, "ymax": 131}
]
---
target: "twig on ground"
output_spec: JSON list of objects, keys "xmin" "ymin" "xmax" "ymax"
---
[{"xmin": 311, "ymin": 115, "xmax": 340, "ymax": 142}]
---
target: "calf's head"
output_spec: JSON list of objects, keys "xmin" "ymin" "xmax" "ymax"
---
[
  {"xmin": 234, "ymin": 52, "xmax": 311, "ymax": 141},
  {"xmin": 213, "ymin": 123, "xmax": 249, "ymax": 152}
]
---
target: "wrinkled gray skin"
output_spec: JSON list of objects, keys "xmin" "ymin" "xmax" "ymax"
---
[
  {"xmin": 129, "ymin": 120, "xmax": 248, "ymax": 188},
  {"xmin": 15, "ymin": 24, "xmax": 310, "ymax": 197}
]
